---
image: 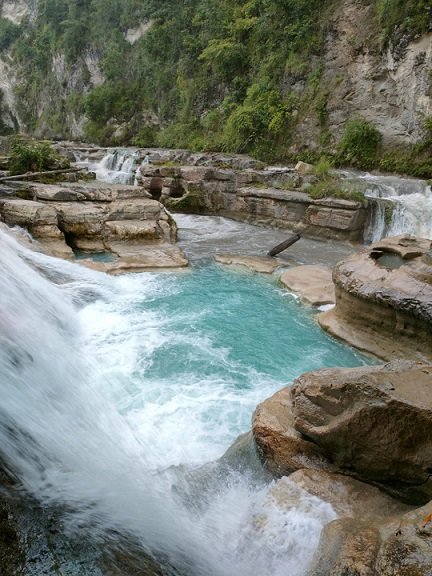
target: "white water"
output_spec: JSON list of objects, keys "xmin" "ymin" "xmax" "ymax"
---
[
  {"xmin": 340, "ymin": 171, "xmax": 432, "ymax": 242},
  {"xmin": 76, "ymin": 149, "xmax": 139, "ymax": 185},
  {"xmin": 77, "ymin": 149, "xmax": 432, "ymax": 243},
  {"xmin": 0, "ymin": 226, "xmax": 348, "ymax": 575}
]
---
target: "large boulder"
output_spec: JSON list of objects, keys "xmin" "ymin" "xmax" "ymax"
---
[
  {"xmin": 319, "ymin": 235, "xmax": 432, "ymax": 361},
  {"xmin": 291, "ymin": 361, "xmax": 432, "ymax": 504}
]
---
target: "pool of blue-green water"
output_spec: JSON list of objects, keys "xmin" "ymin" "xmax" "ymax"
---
[
  {"xmin": 92, "ymin": 262, "xmax": 372, "ymax": 467},
  {"xmin": 143, "ymin": 262, "xmax": 368, "ymax": 382}
]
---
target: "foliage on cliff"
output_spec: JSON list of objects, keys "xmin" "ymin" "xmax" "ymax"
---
[{"xmin": 1, "ymin": 0, "xmax": 432, "ymax": 173}]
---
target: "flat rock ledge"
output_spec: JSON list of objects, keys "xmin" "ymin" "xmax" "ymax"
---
[
  {"xmin": 214, "ymin": 253, "xmax": 280, "ymax": 274},
  {"xmin": 137, "ymin": 162, "xmax": 369, "ymax": 242},
  {"xmin": 318, "ymin": 235, "xmax": 432, "ymax": 361},
  {"xmin": 0, "ymin": 181, "xmax": 188, "ymax": 272},
  {"xmin": 250, "ymin": 360, "xmax": 432, "ymax": 575},
  {"xmin": 279, "ymin": 265, "xmax": 335, "ymax": 306}
]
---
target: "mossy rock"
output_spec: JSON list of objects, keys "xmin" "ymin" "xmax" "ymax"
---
[{"xmin": 165, "ymin": 190, "xmax": 208, "ymax": 213}]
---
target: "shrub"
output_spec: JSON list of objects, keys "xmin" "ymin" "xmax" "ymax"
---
[
  {"xmin": 308, "ymin": 178, "xmax": 365, "ymax": 203},
  {"xmin": 8, "ymin": 140, "xmax": 70, "ymax": 175},
  {"xmin": 314, "ymin": 156, "xmax": 333, "ymax": 178},
  {"xmin": 337, "ymin": 118, "xmax": 382, "ymax": 169}
]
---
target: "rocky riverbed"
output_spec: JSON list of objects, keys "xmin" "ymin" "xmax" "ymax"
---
[{"xmin": 0, "ymin": 149, "xmax": 431, "ymax": 575}]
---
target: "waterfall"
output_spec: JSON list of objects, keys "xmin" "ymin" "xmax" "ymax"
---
[
  {"xmin": 76, "ymin": 149, "xmax": 139, "ymax": 185},
  {"xmin": 0, "ymin": 226, "xmax": 340, "ymax": 576},
  {"xmin": 340, "ymin": 171, "xmax": 432, "ymax": 242}
]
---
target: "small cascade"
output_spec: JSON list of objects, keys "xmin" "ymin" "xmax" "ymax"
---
[
  {"xmin": 76, "ymin": 148, "xmax": 139, "ymax": 185},
  {"xmin": 340, "ymin": 171, "xmax": 432, "ymax": 242}
]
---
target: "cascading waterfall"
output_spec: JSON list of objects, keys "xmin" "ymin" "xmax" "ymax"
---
[
  {"xmin": 76, "ymin": 149, "xmax": 139, "ymax": 185},
  {"xmin": 0, "ymin": 225, "xmax": 370, "ymax": 575},
  {"xmin": 340, "ymin": 171, "xmax": 432, "ymax": 242}
]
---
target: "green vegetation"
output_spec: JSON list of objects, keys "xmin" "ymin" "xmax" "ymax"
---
[
  {"xmin": 309, "ymin": 157, "xmax": 365, "ymax": 203},
  {"xmin": 337, "ymin": 118, "xmax": 382, "ymax": 169},
  {"xmin": 8, "ymin": 139, "xmax": 70, "ymax": 175},
  {"xmin": 0, "ymin": 18, "xmax": 20, "ymax": 52},
  {"xmin": 377, "ymin": 0, "xmax": 431, "ymax": 44},
  {"xmin": 1, "ymin": 0, "xmax": 431, "ymax": 177}
]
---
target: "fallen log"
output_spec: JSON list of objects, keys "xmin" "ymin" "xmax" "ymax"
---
[
  {"xmin": 267, "ymin": 233, "xmax": 301, "ymax": 257},
  {"xmin": 0, "ymin": 167, "xmax": 85, "ymax": 182}
]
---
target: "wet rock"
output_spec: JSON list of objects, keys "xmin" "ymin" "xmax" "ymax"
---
[
  {"xmin": 376, "ymin": 500, "xmax": 432, "ymax": 576},
  {"xmin": 309, "ymin": 500, "xmax": 432, "ymax": 576},
  {"xmin": 0, "ymin": 180, "xmax": 187, "ymax": 270},
  {"xmin": 292, "ymin": 361, "xmax": 432, "ymax": 504},
  {"xmin": 309, "ymin": 517, "xmax": 382, "ymax": 576},
  {"xmin": 0, "ymin": 500, "xmax": 24, "ymax": 576},
  {"xmin": 289, "ymin": 469, "xmax": 411, "ymax": 520},
  {"xmin": 139, "ymin": 163, "xmax": 369, "ymax": 241},
  {"xmin": 214, "ymin": 254, "xmax": 280, "ymax": 274},
  {"xmin": 252, "ymin": 387, "xmax": 335, "ymax": 476},
  {"xmin": 280, "ymin": 265, "xmax": 335, "ymax": 306}
]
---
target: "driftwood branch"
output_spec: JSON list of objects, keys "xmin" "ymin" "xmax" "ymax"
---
[
  {"xmin": 0, "ymin": 167, "xmax": 85, "ymax": 182},
  {"xmin": 268, "ymin": 233, "xmax": 301, "ymax": 257}
]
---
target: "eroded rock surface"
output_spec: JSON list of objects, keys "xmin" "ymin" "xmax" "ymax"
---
[
  {"xmin": 0, "ymin": 180, "xmax": 187, "ymax": 271},
  {"xmin": 319, "ymin": 235, "xmax": 432, "ymax": 361},
  {"xmin": 137, "ymin": 162, "xmax": 368, "ymax": 242},
  {"xmin": 310, "ymin": 501, "xmax": 432, "ymax": 576},
  {"xmin": 253, "ymin": 361, "xmax": 432, "ymax": 505}
]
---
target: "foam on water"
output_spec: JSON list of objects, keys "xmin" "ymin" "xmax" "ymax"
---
[
  {"xmin": 340, "ymin": 170, "xmax": 432, "ymax": 242},
  {"xmin": 0, "ymin": 228, "xmax": 356, "ymax": 575},
  {"xmin": 0, "ymin": 228, "xmax": 369, "ymax": 573}
]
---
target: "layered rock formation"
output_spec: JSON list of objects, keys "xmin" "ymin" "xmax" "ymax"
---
[
  {"xmin": 251, "ymin": 360, "xmax": 432, "ymax": 575},
  {"xmin": 318, "ymin": 235, "xmax": 432, "ymax": 360},
  {"xmin": 137, "ymin": 163, "xmax": 368, "ymax": 242},
  {"xmin": 0, "ymin": 180, "xmax": 187, "ymax": 271}
]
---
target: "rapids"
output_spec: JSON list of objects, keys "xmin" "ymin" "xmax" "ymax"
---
[{"xmin": 0, "ymin": 223, "xmax": 370, "ymax": 575}]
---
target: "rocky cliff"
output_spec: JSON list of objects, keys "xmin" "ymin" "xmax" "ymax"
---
[{"xmin": 0, "ymin": 0, "xmax": 431, "ymax": 169}]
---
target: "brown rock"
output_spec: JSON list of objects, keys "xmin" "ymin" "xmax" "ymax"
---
[
  {"xmin": 295, "ymin": 161, "xmax": 315, "ymax": 175},
  {"xmin": 252, "ymin": 387, "xmax": 334, "ymax": 476},
  {"xmin": 309, "ymin": 499, "xmax": 432, "ymax": 576},
  {"xmin": 318, "ymin": 236, "xmax": 432, "ymax": 361},
  {"xmin": 280, "ymin": 265, "xmax": 335, "ymax": 306},
  {"xmin": 376, "ymin": 500, "xmax": 432, "ymax": 576},
  {"xmin": 289, "ymin": 469, "xmax": 410, "ymax": 521},
  {"xmin": 291, "ymin": 361, "xmax": 432, "ymax": 504},
  {"xmin": 214, "ymin": 254, "xmax": 279, "ymax": 274},
  {"xmin": 309, "ymin": 518, "xmax": 382, "ymax": 576}
]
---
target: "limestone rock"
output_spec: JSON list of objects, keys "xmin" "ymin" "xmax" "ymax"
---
[
  {"xmin": 309, "ymin": 518, "xmax": 382, "ymax": 576},
  {"xmin": 295, "ymin": 161, "xmax": 315, "ymax": 175},
  {"xmin": 20, "ymin": 181, "xmax": 153, "ymax": 202},
  {"xmin": 318, "ymin": 235, "xmax": 432, "ymax": 361},
  {"xmin": 104, "ymin": 220, "xmax": 163, "ymax": 242},
  {"xmin": 376, "ymin": 500, "xmax": 432, "ymax": 576},
  {"xmin": 107, "ymin": 243, "xmax": 188, "ymax": 272},
  {"xmin": 309, "ymin": 500, "xmax": 432, "ymax": 576},
  {"xmin": 291, "ymin": 361, "xmax": 432, "ymax": 504},
  {"xmin": 289, "ymin": 469, "xmax": 411, "ymax": 520},
  {"xmin": 252, "ymin": 388, "xmax": 334, "ymax": 476},
  {"xmin": 0, "ymin": 198, "xmax": 58, "ymax": 229},
  {"xmin": 280, "ymin": 265, "xmax": 335, "ymax": 306},
  {"xmin": 214, "ymin": 254, "xmax": 279, "ymax": 274}
]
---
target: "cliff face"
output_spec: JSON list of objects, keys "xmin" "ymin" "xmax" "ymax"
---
[
  {"xmin": 293, "ymin": 1, "xmax": 432, "ymax": 148},
  {"xmin": 0, "ymin": 0, "xmax": 431, "ymax": 159}
]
